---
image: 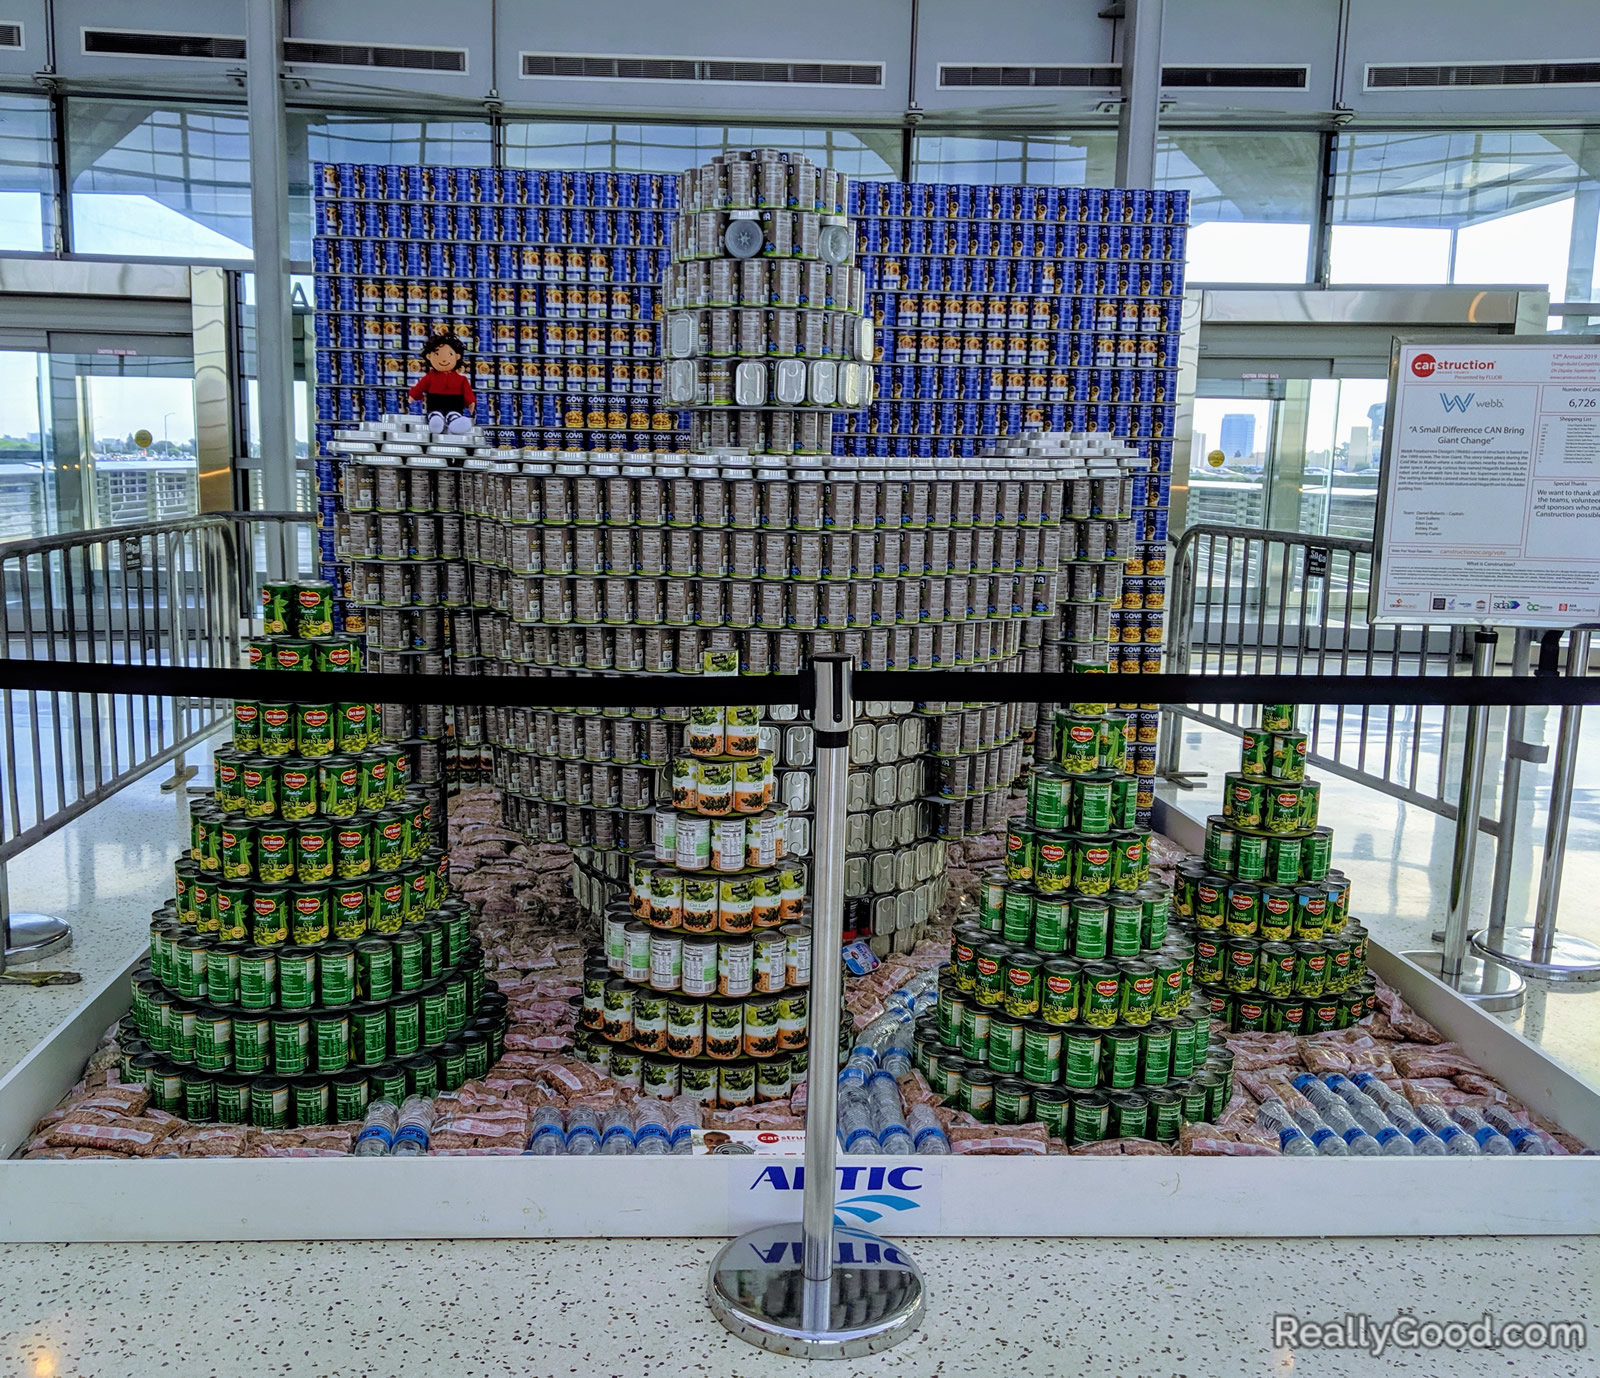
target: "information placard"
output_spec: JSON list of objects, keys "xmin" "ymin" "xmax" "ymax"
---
[{"xmin": 1372, "ymin": 339, "xmax": 1600, "ymax": 626}]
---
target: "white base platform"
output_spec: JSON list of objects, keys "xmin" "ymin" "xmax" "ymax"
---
[{"xmin": 1, "ymin": 941, "xmax": 1596, "ymax": 1243}]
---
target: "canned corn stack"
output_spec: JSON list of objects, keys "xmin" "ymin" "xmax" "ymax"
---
[
  {"xmin": 1165, "ymin": 704, "xmax": 1376, "ymax": 1035},
  {"xmin": 114, "ymin": 634, "xmax": 509, "ymax": 1128}
]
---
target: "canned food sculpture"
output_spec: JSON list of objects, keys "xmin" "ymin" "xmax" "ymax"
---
[
  {"xmin": 1169, "ymin": 703, "xmax": 1371, "ymax": 1035},
  {"xmin": 115, "ymin": 609, "xmax": 508, "ymax": 1127}
]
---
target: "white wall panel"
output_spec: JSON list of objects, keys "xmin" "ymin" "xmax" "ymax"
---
[
  {"xmin": 499, "ymin": 0, "xmax": 909, "ymax": 119},
  {"xmin": 915, "ymin": 0, "xmax": 1112, "ymax": 119},
  {"xmin": 287, "ymin": 0, "xmax": 493, "ymax": 102},
  {"xmin": 54, "ymin": 0, "xmax": 247, "ymax": 81},
  {"xmin": 0, "ymin": 0, "xmax": 49, "ymax": 78},
  {"xmin": 1346, "ymin": 0, "xmax": 1600, "ymax": 118},
  {"xmin": 1162, "ymin": 0, "xmax": 1337, "ymax": 115}
]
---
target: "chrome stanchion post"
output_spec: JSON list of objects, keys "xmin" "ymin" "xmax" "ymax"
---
[
  {"xmin": 1407, "ymin": 628, "xmax": 1522, "ymax": 1005},
  {"xmin": 708, "ymin": 655, "xmax": 925, "ymax": 1360},
  {"xmin": 1485, "ymin": 627, "xmax": 1536, "ymax": 940}
]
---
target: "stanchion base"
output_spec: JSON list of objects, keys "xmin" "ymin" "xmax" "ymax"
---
[
  {"xmin": 707, "ymin": 1223, "xmax": 924, "ymax": 1360},
  {"xmin": 1401, "ymin": 949, "xmax": 1525, "ymax": 1013},
  {"xmin": 5, "ymin": 913, "xmax": 73, "ymax": 965},
  {"xmin": 1469, "ymin": 927, "xmax": 1600, "ymax": 985}
]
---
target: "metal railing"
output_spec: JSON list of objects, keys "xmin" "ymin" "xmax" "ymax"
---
[
  {"xmin": 1158, "ymin": 522, "xmax": 1488, "ymax": 822},
  {"xmin": 0, "ymin": 510, "xmax": 314, "ymax": 959}
]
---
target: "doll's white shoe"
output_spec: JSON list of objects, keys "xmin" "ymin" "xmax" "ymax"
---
[
  {"xmin": 446, "ymin": 413, "xmax": 473, "ymax": 435},
  {"xmin": 427, "ymin": 411, "xmax": 446, "ymax": 434}
]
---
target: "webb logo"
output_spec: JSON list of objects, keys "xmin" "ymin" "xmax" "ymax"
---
[{"xmin": 1440, "ymin": 392, "xmax": 1475, "ymax": 412}]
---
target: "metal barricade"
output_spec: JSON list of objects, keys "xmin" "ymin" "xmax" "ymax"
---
[
  {"xmin": 0, "ymin": 510, "xmax": 314, "ymax": 963},
  {"xmin": 1158, "ymin": 522, "xmax": 1485, "ymax": 822}
]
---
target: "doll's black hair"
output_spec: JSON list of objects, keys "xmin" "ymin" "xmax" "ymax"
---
[{"xmin": 422, "ymin": 331, "xmax": 466, "ymax": 365}]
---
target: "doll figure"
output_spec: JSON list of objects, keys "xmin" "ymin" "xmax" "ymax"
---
[{"xmin": 409, "ymin": 331, "xmax": 476, "ymax": 435}]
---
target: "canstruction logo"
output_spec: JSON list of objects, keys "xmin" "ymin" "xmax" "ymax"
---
[{"xmin": 1411, "ymin": 352, "xmax": 1495, "ymax": 378}]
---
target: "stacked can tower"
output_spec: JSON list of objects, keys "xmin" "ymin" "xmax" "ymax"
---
[
  {"xmin": 918, "ymin": 688, "xmax": 1234, "ymax": 1149},
  {"xmin": 310, "ymin": 162, "xmax": 689, "ymax": 635},
  {"xmin": 571, "ymin": 698, "xmax": 827, "ymax": 1108},
  {"xmin": 115, "ymin": 581, "xmax": 509, "ymax": 1129},
  {"xmin": 1169, "ymin": 705, "xmax": 1375, "ymax": 1035}
]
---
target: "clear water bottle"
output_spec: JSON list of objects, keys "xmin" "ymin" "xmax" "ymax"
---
[
  {"xmin": 907, "ymin": 1103, "xmax": 951, "ymax": 1155},
  {"xmin": 391, "ymin": 1095, "xmax": 436, "ymax": 1156},
  {"xmin": 599, "ymin": 1107, "xmax": 636, "ymax": 1155},
  {"xmin": 565, "ymin": 1105, "xmax": 601, "ymax": 1156},
  {"xmin": 1414, "ymin": 1103, "xmax": 1481, "ymax": 1155},
  {"xmin": 354, "ymin": 1099, "xmax": 400, "ymax": 1156},
  {"xmin": 667, "ymin": 1095, "xmax": 701, "ymax": 1155},
  {"xmin": 838, "ymin": 1082, "xmax": 878, "ymax": 1154},
  {"xmin": 1483, "ymin": 1104, "xmax": 1550, "ymax": 1154},
  {"xmin": 525, "ymin": 1105, "xmax": 565, "ymax": 1155},
  {"xmin": 1290, "ymin": 1107, "xmax": 1350, "ymax": 1156},
  {"xmin": 1255, "ymin": 1099, "xmax": 1317, "ymax": 1157},
  {"xmin": 1450, "ymin": 1106, "xmax": 1515, "ymax": 1156}
]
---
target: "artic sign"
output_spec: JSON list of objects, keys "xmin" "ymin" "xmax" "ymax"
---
[{"xmin": 731, "ymin": 1160, "xmax": 943, "ymax": 1232}]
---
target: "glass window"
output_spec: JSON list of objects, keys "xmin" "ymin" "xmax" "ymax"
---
[
  {"xmin": 913, "ymin": 129, "xmax": 1318, "ymax": 283},
  {"xmin": 1328, "ymin": 130, "xmax": 1600, "ymax": 302},
  {"xmin": 1187, "ymin": 396, "xmax": 1273, "ymax": 528},
  {"xmin": 1299, "ymin": 378, "xmax": 1389, "ymax": 541},
  {"xmin": 505, "ymin": 122, "xmax": 900, "ymax": 178},
  {"xmin": 1156, "ymin": 132, "xmax": 1319, "ymax": 284},
  {"xmin": 0, "ymin": 352, "xmax": 50, "ymax": 539},
  {"xmin": 0, "ymin": 94, "xmax": 56, "ymax": 252}
]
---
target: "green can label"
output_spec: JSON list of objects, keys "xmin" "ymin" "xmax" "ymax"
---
[
  {"xmin": 1228, "ymin": 776, "xmax": 1265, "ymax": 830},
  {"xmin": 1058, "ymin": 716, "xmax": 1101, "ymax": 774},
  {"xmin": 1108, "ymin": 895, "xmax": 1143, "ymax": 957},
  {"xmin": 272, "ymin": 1017, "xmax": 309, "ymax": 1073},
  {"xmin": 250, "ymin": 890, "xmax": 289, "ymax": 945},
  {"xmin": 1003, "ymin": 956, "xmax": 1043, "ymax": 1019},
  {"xmin": 1233, "ymin": 830, "xmax": 1268, "ymax": 881},
  {"xmin": 220, "ymin": 823, "xmax": 254, "ymax": 881},
  {"xmin": 1040, "ymin": 964, "xmax": 1079, "ymax": 1025},
  {"xmin": 232, "ymin": 701, "xmax": 261, "ymax": 753},
  {"xmin": 1004, "ymin": 824, "xmax": 1034, "ymax": 882},
  {"xmin": 1001, "ymin": 887, "xmax": 1034, "ymax": 943},
  {"xmin": 973, "ymin": 951, "xmax": 1006, "ymax": 1008},
  {"xmin": 336, "ymin": 702, "xmax": 371, "ymax": 753},
  {"xmin": 1033, "ymin": 835, "xmax": 1073, "ymax": 894},
  {"xmin": 390, "ymin": 1001, "xmax": 421, "ymax": 1058},
  {"xmin": 259, "ymin": 704, "xmax": 295, "ymax": 757},
  {"xmin": 1072, "ymin": 899, "xmax": 1109, "ymax": 960},
  {"xmin": 352, "ymin": 1007, "xmax": 389, "ymax": 1065},
  {"xmin": 1031, "ymin": 897, "xmax": 1069, "ymax": 953},
  {"xmin": 335, "ymin": 822, "xmax": 371, "ymax": 879},
  {"xmin": 371, "ymin": 880, "xmax": 406, "ymax": 935},
  {"xmin": 234, "ymin": 1016, "xmax": 270, "ymax": 1074},
  {"xmin": 1029, "ymin": 768, "xmax": 1069, "ymax": 830},
  {"xmin": 1073, "ymin": 776, "xmax": 1114, "ymax": 835},
  {"xmin": 1120, "ymin": 969, "xmax": 1157, "ymax": 1027},
  {"xmin": 334, "ymin": 1075, "xmax": 369, "ymax": 1122},
  {"xmin": 332, "ymin": 884, "xmax": 368, "ymax": 941},
  {"xmin": 1021, "ymin": 1023, "xmax": 1063, "ymax": 1083},
  {"xmin": 313, "ymin": 1014, "xmax": 349, "ymax": 1072},
  {"xmin": 1082, "ymin": 970, "xmax": 1122, "ymax": 1028},
  {"xmin": 1263, "ymin": 785, "xmax": 1304, "ymax": 835},
  {"xmin": 290, "ymin": 888, "xmax": 329, "ymax": 945},
  {"xmin": 986, "ymin": 1017, "xmax": 1024, "ymax": 1076},
  {"xmin": 238, "ymin": 952, "xmax": 276, "ymax": 1009},
  {"xmin": 1105, "ymin": 1031, "xmax": 1140, "ymax": 1089},
  {"xmin": 1074, "ymin": 840, "xmax": 1113, "ymax": 895},
  {"xmin": 1226, "ymin": 943, "xmax": 1260, "ymax": 993}
]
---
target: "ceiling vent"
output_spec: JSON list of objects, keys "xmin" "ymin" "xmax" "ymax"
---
[
  {"xmin": 81, "ymin": 28, "xmax": 245, "ymax": 61},
  {"xmin": 283, "ymin": 39, "xmax": 466, "ymax": 73},
  {"xmin": 1366, "ymin": 59, "xmax": 1600, "ymax": 90},
  {"xmin": 939, "ymin": 64, "xmax": 1119, "ymax": 88},
  {"xmin": 522, "ymin": 52, "xmax": 883, "ymax": 87},
  {"xmin": 1161, "ymin": 65, "xmax": 1308, "ymax": 89},
  {"xmin": 0, "ymin": 22, "xmax": 21, "ymax": 49}
]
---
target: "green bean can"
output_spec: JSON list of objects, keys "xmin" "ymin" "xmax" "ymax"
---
[
  {"xmin": 1071, "ymin": 897, "xmax": 1109, "ymax": 960},
  {"xmin": 333, "ymin": 1071, "xmax": 369, "ymax": 1122},
  {"xmin": 331, "ymin": 883, "xmax": 368, "ymax": 941},
  {"xmin": 215, "ymin": 1076, "xmax": 250, "ymax": 1124},
  {"xmin": 1225, "ymin": 940, "xmax": 1259, "ymax": 993},
  {"xmin": 1029, "ymin": 766, "xmax": 1069, "ymax": 830},
  {"xmin": 1001, "ymin": 885, "xmax": 1034, "ymax": 943},
  {"xmin": 1057, "ymin": 714, "xmax": 1102, "ymax": 774},
  {"xmin": 271, "ymin": 1014, "xmax": 309, "ymax": 1075},
  {"xmin": 1268, "ymin": 997, "xmax": 1307, "ymax": 1035},
  {"xmin": 1293, "ymin": 885, "xmax": 1328, "ymax": 940},
  {"xmin": 238, "ymin": 948, "xmax": 276, "ymax": 1010},
  {"xmin": 1031, "ymin": 895, "xmax": 1069, "ymax": 953},
  {"xmin": 1004, "ymin": 822, "xmax": 1035, "ymax": 882},
  {"xmin": 193, "ymin": 1009, "xmax": 232, "ymax": 1072},
  {"xmin": 370, "ymin": 878, "xmax": 406, "ymax": 935},
  {"xmin": 974, "ymin": 943, "xmax": 1008, "ymax": 1008},
  {"xmin": 1021, "ymin": 1021, "xmax": 1063, "ymax": 1084},
  {"xmin": 959, "ymin": 1006, "xmax": 991, "ymax": 1061},
  {"xmin": 214, "ymin": 753, "xmax": 243, "ymax": 814},
  {"xmin": 336, "ymin": 702, "xmax": 371, "ymax": 754},
  {"xmin": 289, "ymin": 886, "xmax": 329, "ymax": 945},
  {"xmin": 294, "ymin": 822, "xmax": 334, "ymax": 884},
  {"xmin": 1239, "ymin": 728, "xmax": 1270, "ymax": 776},
  {"xmin": 272, "ymin": 639, "xmax": 311, "ymax": 673},
  {"xmin": 1147, "ymin": 1087, "xmax": 1182, "ymax": 1143},
  {"xmin": 993, "ymin": 1078, "xmax": 1032, "ymax": 1126},
  {"xmin": 240, "ymin": 759, "xmax": 279, "ymax": 819},
  {"xmin": 1034, "ymin": 1086, "xmax": 1071, "ymax": 1140},
  {"xmin": 950, "ymin": 934, "xmax": 978, "ymax": 993},
  {"xmin": 206, "ymin": 943, "xmax": 242, "ymax": 1005},
  {"xmin": 232, "ymin": 700, "xmax": 261, "ymax": 754},
  {"xmin": 389, "ymin": 998, "xmax": 421, "ymax": 1059},
  {"xmin": 258, "ymin": 702, "xmax": 296, "ymax": 757},
  {"xmin": 250, "ymin": 888, "xmax": 290, "ymax": 946},
  {"xmin": 1034, "ymin": 833, "xmax": 1073, "ymax": 894},
  {"xmin": 1269, "ymin": 731, "xmax": 1307, "ymax": 783},
  {"xmin": 1260, "ymin": 703, "xmax": 1296, "ymax": 733},
  {"xmin": 255, "ymin": 824, "xmax": 294, "ymax": 885},
  {"xmin": 279, "ymin": 760, "xmax": 317, "ymax": 823},
  {"xmin": 1081, "ymin": 964, "xmax": 1122, "ymax": 1028},
  {"xmin": 1203, "ymin": 816, "xmax": 1235, "ymax": 874},
  {"xmin": 262, "ymin": 580, "xmax": 296, "ymax": 636},
  {"xmin": 1119, "ymin": 961, "xmax": 1157, "ymax": 1027},
  {"xmin": 220, "ymin": 820, "xmax": 255, "ymax": 881},
  {"xmin": 350, "ymin": 1004, "xmax": 389, "ymax": 1065},
  {"xmin": 1232, "ymin": 999, "xmax": 1267, "ymax": 1033},
  {"xmin": 1152, "ymin": 950, "xmax": 1186, "ymax": 1018},
  {"xmin": 1113, "ymin": 831, "xmax": 1146, "ymax": 890},
  {"xmin": 356, "ymin": 937, "xmax": 393, "ymax": 1001},
  {"xmin": 296, "ymin": 703, "xmax": 336, "ymax": 759},
  {"xmin": 1300, "ymin": 827, "xmax": 1333, "ymax": 883},
  {"xmin": 1171, "ymin": 1016, "xmax": 1197, "ymax": 1079},
  {"xmin": 1003, "ymin": 950, "xmax": 1044, "ymax": 1019},
  {"xmin": 334, "ymin": 821, "xmax": 371, "ymax": 879},
  {"xmin": 278, "ymin": 948, "xmax": 316, "ymax": 1010},
  {"xmin": 1263, "ymin": 783, "xmax": 1304, "ymax": 835},
  {"xmin": 1070, "ymin": 1089, "xmax": 1110, "ymax": 1145},
  {"xmin": 320, "ymin": 758, "xmax": 361, "ymax": 820},
  {"xmin": 1063, "ymin": 1028, "xmax": 1102, "ymax": 1089},
  {"xmin": 1074, "ymin": 837, "xmax": 1114, "ymax": 895},
  {"xmin": 1139, "ymin": 1023, "xmax": 1172, "ymax": 1086},
  {"xmin": 1041, "ymin": 959, "xmax": 1079, "ymax": 1025},
  {"xmin": 369, "ymin": 1063, "xmax": 407, "ymax": 1104},
  {"xmin": 978, "ymin": 870, "xmax": 1007, "ymax": 930},
  {"xmin": 987, "ymin": 1014, "xmax": 1025, "ymax": 1076},
  {"xmin": 315, "ymin": 636, "xmax": 359, "ymax": 675},
  {"xmin": 233, "ymin": 1014, "xmax": 270, "ymax": 1074},
  {"xmin": 1139, "ymin": 885, "xmax": 1169, "ymax": 948},
  {"xmin": 358, "ymin": 752, "xmax": 390, "ymax": 813},
  {"xmin": 372, "ymin": 812, "xmax": 405, "ymax": 873},
  {"xmin": 1107, "ymin": 891, "xmax": 1143, "ymax": 957},
  {"xmin": 393, "ymin": 929, "xmax": 425, "ymax": 992},
  {"xmin": 1102, "ymin": 1026, "xmax": 1141, "ymax": 1090},
  {"xmin": 1225, "ymin": 773, "xmax": 1265, "ymax": 829},
  {"xmin": 1293, "ymin": 941, "xmax": 1327, "ymax": 998},
  {"xmin": 1234, "ymin": 830, "xmax": 1268, "ymax": 881},
  {"xmin": 1110, "ymin": 1091, "xmax": 1148, "ymax": 1140},
  {"xmin": 1264, "ymin": 834, "xmax": 1301, "ymax": 886},
  {"xmin": 1073, "ymin": 773, "xmax": 1116, "ymax": 836},
  {"xmin": 291, "ymin": 1079, "xmax": 328, "ymax": 1127},
  {"xmin": 318, "ymin": 942, "xmax": 355, "ymax": 1007}
]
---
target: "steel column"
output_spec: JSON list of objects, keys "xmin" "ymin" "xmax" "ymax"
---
[{"xmin": 1114, "ymin": 0, "xmax": 1165, "ymax": 188}]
